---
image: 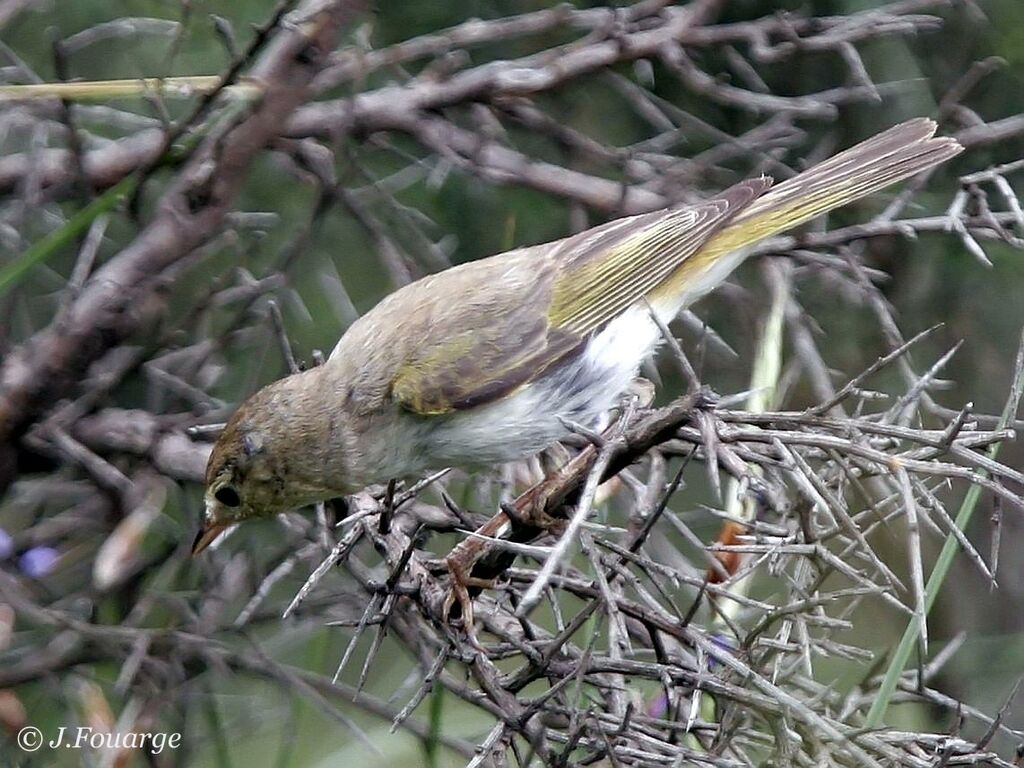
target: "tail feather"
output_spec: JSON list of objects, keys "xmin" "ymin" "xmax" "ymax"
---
[{"xmin": 701, "ymin": 118, "xmax": 962, "ymax": 259}]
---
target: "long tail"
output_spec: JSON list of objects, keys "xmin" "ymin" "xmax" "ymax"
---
[{"xmin": 699, "ymin": 118, "xmax": 963, "ymax": 259}]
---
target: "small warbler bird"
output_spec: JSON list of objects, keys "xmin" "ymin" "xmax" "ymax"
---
[{"xmin": 193, "ymin": 119, "xmax": 961, "ymax": 553}]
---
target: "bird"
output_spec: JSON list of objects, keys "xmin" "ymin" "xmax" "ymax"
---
[{"xmin": 192, "ymin": 118, "xmax": 961, "ymax": 555}]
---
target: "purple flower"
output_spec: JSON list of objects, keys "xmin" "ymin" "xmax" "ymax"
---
[
  {"xmin": 0, "ymin": 528, "xmax": 12, "ymax": 560},
  {"xmin": 707, "ymin": 633, "xmax": 736, "ymax": 672},
  {"xmin": 19, "ymin": 546, "xmax": 60, "ymax": 579},
  {"xmin": 647, "ymin": 692, "xmax": 670, "ymax": 719},
  {"xmin": 710, "ymin": 633, "xmax": 736, "ymax": 655}
]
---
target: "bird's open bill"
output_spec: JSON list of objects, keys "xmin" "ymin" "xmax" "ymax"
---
[{"xmin": 191, "ymin": 523, "xmax": 227, "ymax": 556}]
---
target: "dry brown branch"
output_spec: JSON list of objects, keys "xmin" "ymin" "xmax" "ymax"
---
[
  {"xmin": 2, "ymin": 1, "xmax": 1024, "ymax": 766},
  {"xmin": 0, "ymin": 0, "xmax": 365, "ymax": 491}
]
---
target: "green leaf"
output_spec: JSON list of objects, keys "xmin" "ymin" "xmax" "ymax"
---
[{"xmin": 0, "ymin": 175, "xmax": 137, "ymax": 298}]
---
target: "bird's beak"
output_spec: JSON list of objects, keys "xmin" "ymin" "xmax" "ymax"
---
[{"xmin": 191, "ymin": 523, "xmax": 227, "ymax": 556}]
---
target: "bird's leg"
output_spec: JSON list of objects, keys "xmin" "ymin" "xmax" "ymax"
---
[
  {"xmin": 442, "ymin": 507, "xmax": 511, "ymax": 647},
  {"xmin": 499, "ymin": 497, "xmax": 567, "ymax": 537},
  {"xmin": 507, "ymin": 443, "xmax": 602, "ymax": 531},
  {"xmin": 440, "ymin": 440, "xmax": 607, "ymax": 640},
  {"xmin": 442, "ymin": 552, "xmax": 496, "ymax": 650}
]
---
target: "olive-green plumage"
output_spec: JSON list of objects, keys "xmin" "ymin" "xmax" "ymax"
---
[{"xmin": 195, "ymin": 119, "xmax": 961, "ymax": 552}]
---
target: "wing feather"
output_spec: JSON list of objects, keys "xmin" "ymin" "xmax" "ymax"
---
[
  {"xmin": 388, "ymin": 119, "xmax": 961, "ymax": 416},
  {"xmin": 390, "ymin": 180, "xmax": 768, "ymax": 415},
  {"xmin": 547, "ymin": 178, "xmax": 771, "ymax": 335}
]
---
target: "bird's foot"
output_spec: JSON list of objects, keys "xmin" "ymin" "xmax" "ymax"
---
[
  {"xmin": 442, "ymin": 555, "xmax": 494, "ymax": 651},
  {"xmin": 499, "ymin": 498, "xmax": 566, "ymax": 536},
  {"xmin": 529, "ymin": 509, "xmax": 568, "ymax": 537}
]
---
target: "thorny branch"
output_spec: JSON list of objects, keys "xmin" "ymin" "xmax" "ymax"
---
[{"xmin": 1, "ymin": 0, "xmax": 1024, "ymax": 766}]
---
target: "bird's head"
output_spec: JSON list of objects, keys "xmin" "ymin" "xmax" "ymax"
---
[{"xmin": 192, "ymin": 373, "xmax": 341, "ymax": 554}]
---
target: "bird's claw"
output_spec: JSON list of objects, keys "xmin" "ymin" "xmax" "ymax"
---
[
  {"xmin": 443, "ymin": 556, "xmax": 495, "ymax": 652},
  {"xmin": 500, "ymin": 499, "xmax": 566, "ymax": 535},
  {"xmin": 533, "ymin": 510, "xmax": 567, "ymax": 537}
]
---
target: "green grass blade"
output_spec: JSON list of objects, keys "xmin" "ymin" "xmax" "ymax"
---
[
  {"xmin": 0, "ymin": 175, "xmax": 137, "ymax": 298},
  {"xmin": 865, "ymin": 328, "xmax": 1024, "ymax": 727},
  {"xmin": 425, "ymin": 683, "xmax": 444, "ymax": 768},
  {"xmin": 0, "ymin": 76, "xmax": 261, "ymax": 102}
]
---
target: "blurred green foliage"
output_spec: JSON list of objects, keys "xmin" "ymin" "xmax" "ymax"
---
[{"xmin": 2, "ymin": 0, "xmax": 1024, "ymax": 765}]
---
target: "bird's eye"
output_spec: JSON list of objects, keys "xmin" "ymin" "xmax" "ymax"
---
[{"xmin": 215, "ymin": 486, "xmax": 241, "ymax": 508}]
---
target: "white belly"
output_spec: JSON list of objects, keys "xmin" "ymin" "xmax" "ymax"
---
[{"xmin": 417, "ymin": 306, "xmax": 661, "ymax": 467}]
